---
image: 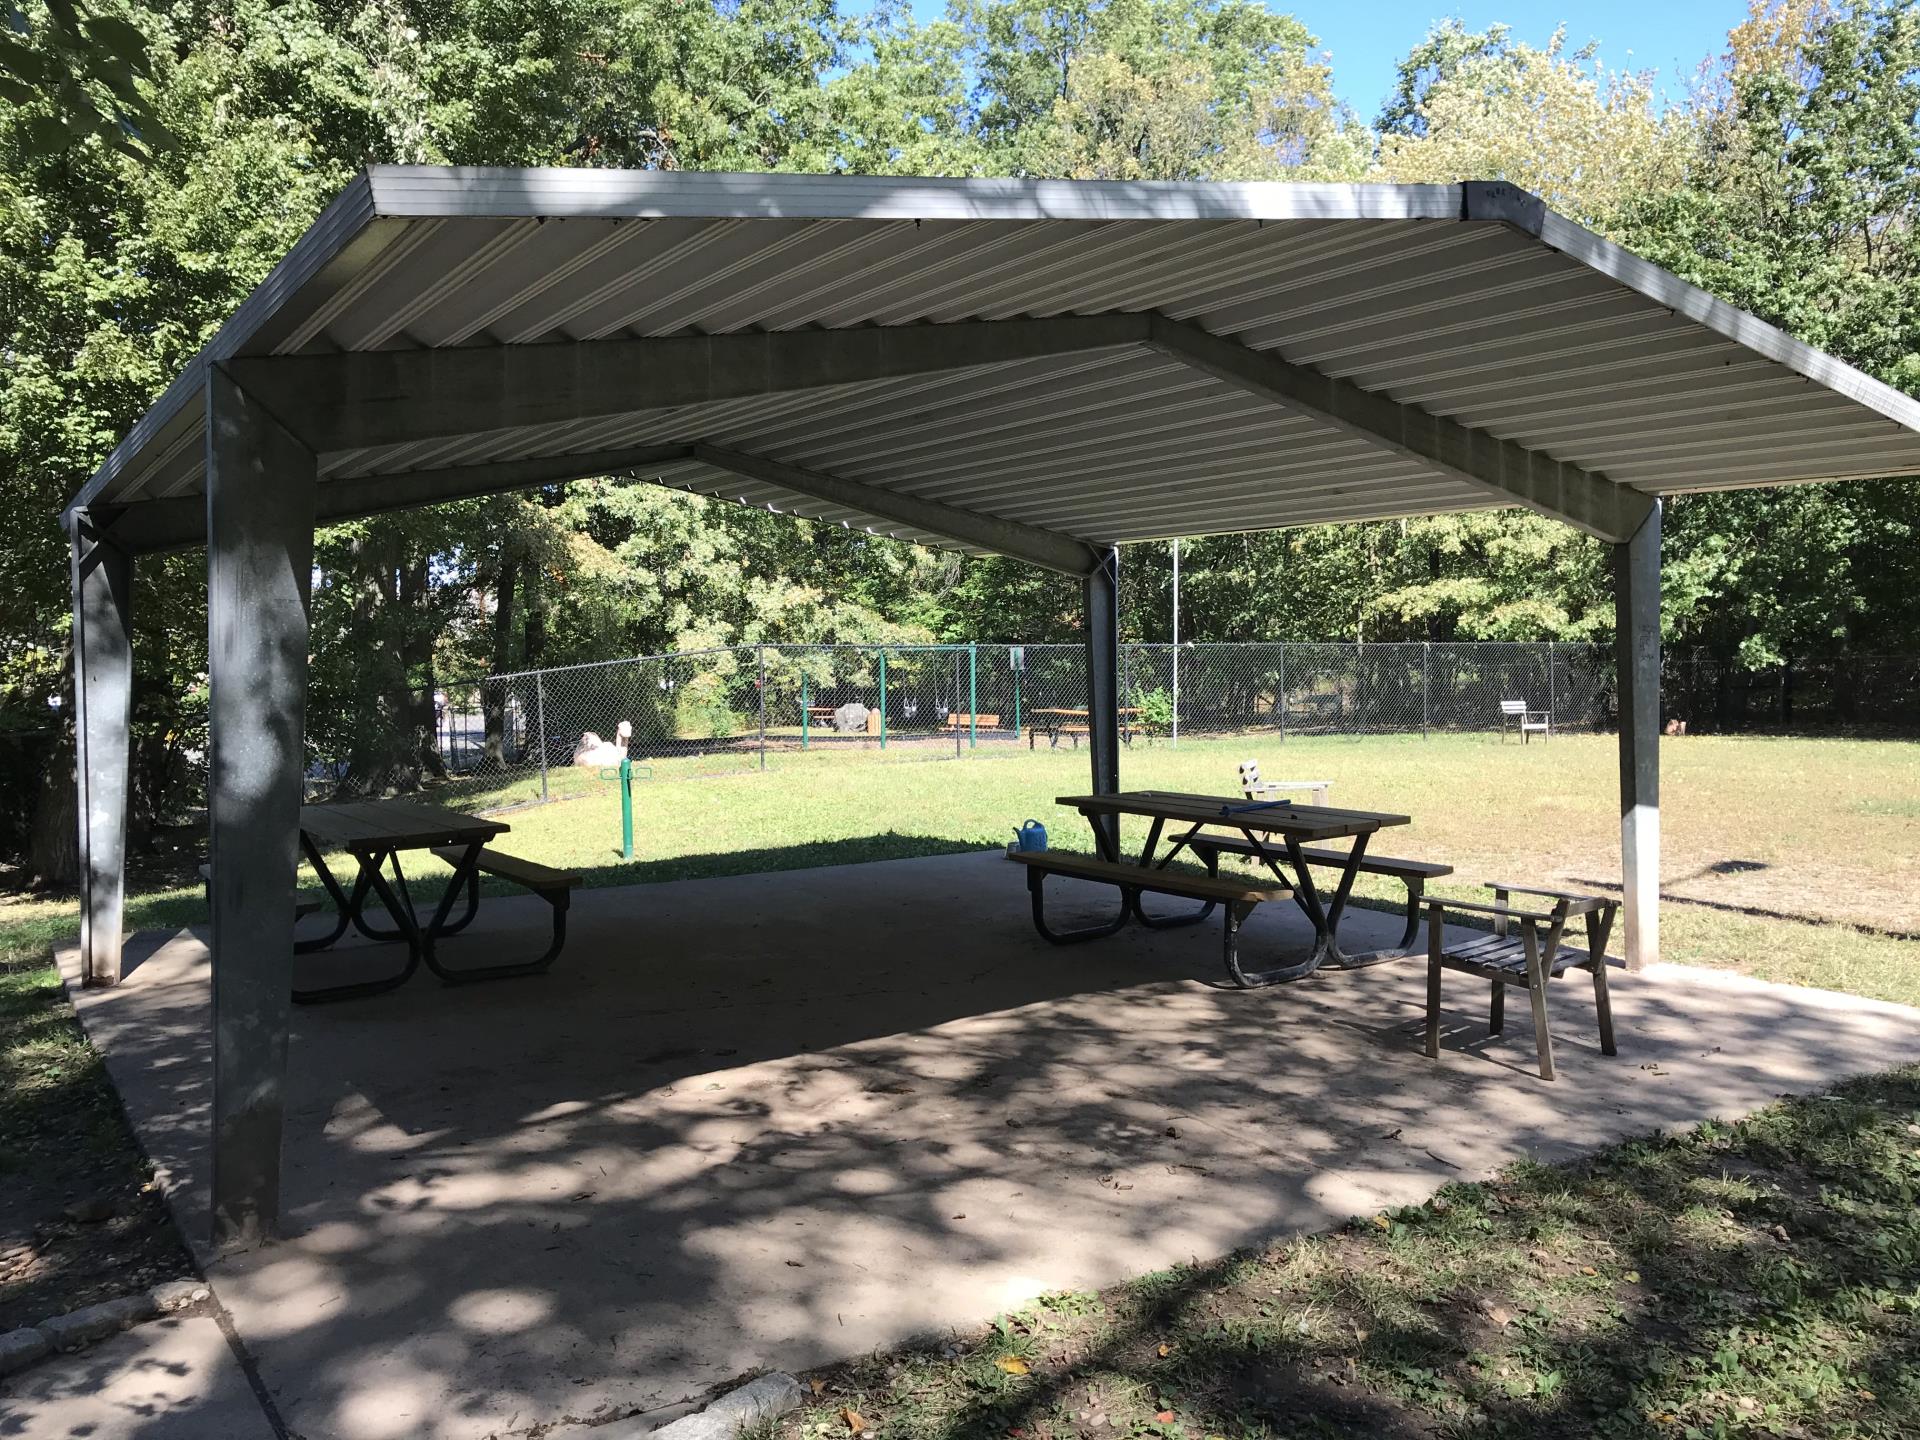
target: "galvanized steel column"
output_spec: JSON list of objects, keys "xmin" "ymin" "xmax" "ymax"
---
[
  {"xmin": 1614, "ymin": 502, "xmax": 1661, "ymax": 970},
  {"xmin": 69, "ymin": 514, "xmax": 134, "ymax": 987},
  {"xmin": 1085, "ymin": 548, "xmax": 1121, "ymax": 854},
  {"xmin": 206, "ymin": 365, "xmax": 317, "ymax": 1246}
]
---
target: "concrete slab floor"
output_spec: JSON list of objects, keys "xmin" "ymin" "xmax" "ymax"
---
[
  {"xmin": 59, "ymin": 850, "xmax": 1920, "ymax": 1440},
  {"xmin": 0, "ymin": 1315, "xmax": 276, "ymax": 1439}
]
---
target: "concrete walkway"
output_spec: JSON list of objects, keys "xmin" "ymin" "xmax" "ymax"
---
[
  {"xmin": 0, "ymin": 1315, "xmax": 275, "ymax": 1439},
  {"xmin": 59, "ymin": 851, "xmax": 1920, "ymax": 1440}
]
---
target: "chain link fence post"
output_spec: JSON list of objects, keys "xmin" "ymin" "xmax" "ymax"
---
[
  {"xmin": 1277, "ymin": 642, "xmax": 1287, "ymax": 744},
  {"xmin": 757, "ymin": 645, "xmax": 767, "ymax": 771},
  {"xmin": 1422, "ymin": 641, "xmax": 1430, "ymax": 739},
  {"xmin": 533, "ymin": 668, "xmax": 550, "ymax": 802},
  {"xmin": 968, "ymin": 643, "xmax": 978, "ymax": 749},
  {"xmin": 878, "ymin": 648, "xmax": 887, "ymax": 751}
]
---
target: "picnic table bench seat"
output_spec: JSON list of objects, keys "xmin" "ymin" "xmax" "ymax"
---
[
  {"xmin": 430, "ymin": 845, "xmax": 580, "ymax": 981},
  {"xmin": 1181, "ymin": 833, "xmax": 1452, "ymax": 962},
  {"xmin": 1008, "ymin": 848, "xmax": 1291, "ymax": 986}
]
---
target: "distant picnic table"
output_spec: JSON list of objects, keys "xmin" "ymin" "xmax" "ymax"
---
[{"xmin": 1027, "ymin": 706, "xmax": 1142, "ymax": 749}]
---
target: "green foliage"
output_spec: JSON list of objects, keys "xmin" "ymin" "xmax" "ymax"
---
[
  {"xmin": 0, "ymin": 1, "xmax": 173, "ymax": 159},
  {"xmin": 4, "ymin": 0, "xmax": 1920, "ymax": 870}
]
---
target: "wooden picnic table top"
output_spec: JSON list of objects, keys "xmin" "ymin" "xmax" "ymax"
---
[
  {"xmin": 1030, "ymin": 706, "xmax": 1142, "ymax": 718},
  {"xmin": 300, "ymin": 799, "xmax": 507, "ymax": 853},
  {"xmin": 1056, "ymin": 789, "xmax": 1410, "ymax": 843}
]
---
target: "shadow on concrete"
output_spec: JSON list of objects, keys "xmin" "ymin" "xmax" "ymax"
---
[{"xmin": 57, "ymin": 846, "xmax": 1920, "ymax": 1440}]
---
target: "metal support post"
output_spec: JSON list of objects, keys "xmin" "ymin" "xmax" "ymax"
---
[
  {"xmin": 801, "ymin": 671, "xmax": 810, "ymax": 750},
  {"xmin": 619, "ymin": 756, "xmax": 634, "ymax": 858},
  {"xmin": 1614, "ymin": 502, "xmax": 1662, "ymax": 971},
  {"xmin": 757, "ymin": 645, "xmax": 767, "ymax": 771},
  {"xmin": 878, "ymin": 649, "xmax": 887, "ymax": 750},
  {"xmin": 69, "ymin": 514, "xmax": 134, "ymax": 987},
  {"xmin": 205, "ymin": 364, "xmax": 316, "ymax": 1247},
  {"xmin": 1085, "ymin": 548, "xmax": 1121, "ymax": 854}
]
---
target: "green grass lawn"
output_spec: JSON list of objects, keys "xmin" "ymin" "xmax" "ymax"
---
[{"xmin": 427, "ymin": 731, "xmax": 1920, "ymax": 1006}]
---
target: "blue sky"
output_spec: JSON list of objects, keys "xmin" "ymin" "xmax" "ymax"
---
[{"xmin": 906, "ymin": 2, "xmax": 1752, "ymax": 124}]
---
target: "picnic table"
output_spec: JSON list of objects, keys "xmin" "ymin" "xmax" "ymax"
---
[
  {"xmin": 294, "ymin": 799, "xmax": 552, "ymax": 1002},
  {"xmin": 1052, "ymin": 789, "xmax": 1411, "ymax": 985},
  {"xmin": 1027, "ymin": 706, "xmax": 1141, "ymax": 749}
]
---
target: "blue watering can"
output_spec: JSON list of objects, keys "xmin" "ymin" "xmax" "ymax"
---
[{"xmin": 1013, "ymin": 819, "xmax": 1048, "ymax": 853}]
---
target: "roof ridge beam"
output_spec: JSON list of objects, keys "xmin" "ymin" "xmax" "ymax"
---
[
  {"xmin": 1143, "ymin": 312, "xmax": 1654, "ymax": 541},
  {"xmin": 691, "ymin": 444, "xmax": 1099, "ymax": 576},
  {"xmin": 226, "ymin": 315, "xmax": 1153, "ymax": 455}
]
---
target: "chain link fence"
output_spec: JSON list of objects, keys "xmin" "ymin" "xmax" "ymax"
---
[
  {"xmin": 297, "ymin": 641, "xmax": 1920, "ymax": 804},
  {"xmin": 388, "ymin": 641, "xmax": 1612, "ymax": 802}
]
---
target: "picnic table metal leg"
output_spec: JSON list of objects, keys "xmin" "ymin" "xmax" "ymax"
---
[
  {"xmin": 424, "ymin": 840, "xmax": 568, "ymax": 984},
  {"xmin": 294, "ymin": 834, "xmax": 357, "ymax": 954},
  {"xmin": 1132, "ymin": 817, "xmax": 1214, "ymax": 928},
  {"xmin": 293, "ymin": 847, "xmax": 423, "ymax": 1005},
  {"xmin": 1024, "ymin": 866, "xmax": 1131, "ymax": 944},
  {"xmin": 1282, "ymin": 833, "xmax": 1377, "ymax": 972},
  {"xmin": 346, "ymin": 849, "xmax": 415, "ymax": 944}
]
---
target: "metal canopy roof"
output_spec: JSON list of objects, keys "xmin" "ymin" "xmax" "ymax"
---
[{"xmin": 68, "ymin": 166, "xmax": 1920, "ymax": 566}]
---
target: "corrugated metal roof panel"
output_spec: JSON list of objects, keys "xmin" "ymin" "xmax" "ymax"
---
[{"xmin": 71, "ymin": 168, "xmax": 1920, "ymax": 560}]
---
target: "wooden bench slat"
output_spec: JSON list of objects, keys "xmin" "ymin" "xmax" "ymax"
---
[
  {"xmin": 1007, "ymin": 849, "xmax": 1289, "ymax": 905},
  {"xmin": 432, "ymin": 846, "xmax": 580, "ymax": 890},
  {"xmin": 1187, "ymin": 833, "xmax": 1453, "ymax": 879}
]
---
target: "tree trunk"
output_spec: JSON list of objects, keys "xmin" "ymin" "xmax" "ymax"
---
[{"xmin": 27, "ymin": 734, "xmax": 78, "ymax": 888}]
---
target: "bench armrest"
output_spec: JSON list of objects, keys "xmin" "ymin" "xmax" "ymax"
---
[
  {"xmin": 1486, "ymin": 882, "xmax": 1614, "ymax": 914},
  {"xmin": 1425, "ymin": 896, "xmax": 1563, "ymax": 925}
]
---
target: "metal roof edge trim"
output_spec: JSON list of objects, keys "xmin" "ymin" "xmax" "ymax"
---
[
  {"xmin": 1463, "ymin": 180, "xmax": 1920, "ymax": 445},
  {"xmin": 362, "ymin": 165, "xmax": 1470, "ymax": 224},
  {"xmin": 64, "ymin": 172, "xmax": 381, "ymax": 522}
]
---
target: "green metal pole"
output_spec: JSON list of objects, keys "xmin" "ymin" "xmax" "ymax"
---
[
  {"xmin": 801, "ymin": 670, "xmax": 809, "ymax": 750},
  {"xmin": 968, "ymin": 643, "xmax": 978, "ymax": 748},
  {"xmin": 1013, "ymin": 651, "xmax": 1021, "ymax": 736},
  {"xmin": 878, "ymin": 649, "xmax": 887, "ymax": 750},
  {"xmin": 619, "ymin": 756, "xmax": 633, "ymax": 859}
]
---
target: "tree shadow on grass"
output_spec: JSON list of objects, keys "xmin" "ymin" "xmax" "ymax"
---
[{"xmin": 812, "ymin": 1068, "xmax": 1920, "ymax": 1439}]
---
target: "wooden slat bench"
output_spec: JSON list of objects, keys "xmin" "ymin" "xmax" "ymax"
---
[
  {"xmin": 1180, "ymin": 835, "xmax": 1452, "ymax": 963},
  {"xmin": 1007, "ymin": 849, "xmax": 1291, "ymax": 986},
  {"xmin": 1424, "ymin": 884, "xmax": 1620, "ymax": 1080},
  {"xmin": 431, "ymin": 846, "xmax": 581, "ymax": 981},
  {"xmin": 945, "ymin": 712, "xmax": 1001, "ymax": 731}
]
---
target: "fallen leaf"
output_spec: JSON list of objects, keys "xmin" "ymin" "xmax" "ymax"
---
[
  {"xmin": 995, "ymin": 1355, "xmax": 1031, "ymax": 1375},
  {"xmin": 841, "ymin": 1407, "xmax": 867, "ymax": 1430},
  {"xmin": 1580, "ymin": 1265, "xmax": 1598, "ymax": 1277},
  {"xmin": 1156, "ymin": 1342, "xmax": 1172, "ymax": 1357},
  {"xmin": 1155, "ymin": 1409, "xmax": 1175, "ymax": 1423},
  {"xmin": 1372, "ymin": 1214, "xmax": 1391, "ymax": 1230},
  {"xmin": 1488, "ymin": 1306, "xmax": 1514, "ymax": 1327},
  {"xmin": 810, "ymin": 1378, "xmax": 827, "ymax": 1396},
  {"xmin": 1624, "ymin": 1270, "xmax": 1641, "ymax": 1284}
]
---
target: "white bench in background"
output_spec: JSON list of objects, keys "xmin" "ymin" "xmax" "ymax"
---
[{"xmin": 1500, "ymin": 699, "xmax": 1552, "ymax": 742}]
